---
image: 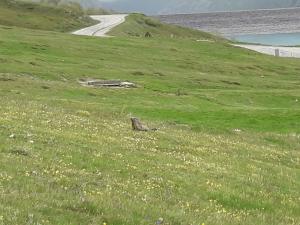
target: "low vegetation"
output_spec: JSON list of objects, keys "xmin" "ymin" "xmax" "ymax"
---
[
  {"xmin": 109, "ymin": 13, "xmax": 224, "ymax": 41},
  {"xmin": 0, "ymin": 2, "xmax": 299, "ymax": 225},
  {"xmin": 0, "ymin": 0, "xmax": 95, "ymax": 32}
]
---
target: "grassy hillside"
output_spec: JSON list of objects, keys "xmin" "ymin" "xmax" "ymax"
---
[
  {"xmin": 0, "ymin": 0, "xmax": 95, "ymax": 32},
  {"xmin": 109, "ymin": 13, "xmax": 224, "ymax": 41},
  {"xmin": 0, "ymin": 10, "xmax": 299, "ymax": 225}
]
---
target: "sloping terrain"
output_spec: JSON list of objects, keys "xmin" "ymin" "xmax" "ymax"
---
[
  {"xmin": 0, "ymin": 3, "xmax": 299, "ymax": 225},
  {"xmin": 109, "ymin": 13, "xmax": 223, "ymax": 41},
  {"xmin": 0, "ymin": 0, "xmax": 95, "ymax": 32}
]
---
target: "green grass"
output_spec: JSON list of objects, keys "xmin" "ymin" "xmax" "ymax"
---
[
  {"xmin": 0, "ymin": 12, "xmax": 299, "ymax": 225},
  {"xmin": 109, "ymin": 13, "xmax": 225, "ymax": 41},
  {"xmin": 0, "ymin": 0, "xmax": 95, "ymax": 32}
]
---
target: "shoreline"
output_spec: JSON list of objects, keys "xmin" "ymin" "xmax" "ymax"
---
[{"xmin": 234, "ymin": 44, "xmax": 300, "ymax": 58}]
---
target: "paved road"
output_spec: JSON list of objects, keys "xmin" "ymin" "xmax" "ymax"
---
[
  {"xmin": 72, "ymin": 14, "xmax": 128, "ymax": 37},
  {"xmin": 234, "ymin": 44, "xmax": 300, "ymax": 58}
]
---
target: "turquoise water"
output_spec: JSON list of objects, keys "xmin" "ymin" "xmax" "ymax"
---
[{"xmin": 231, "ymin": 32, "xmax": 300, "ymax": 46}]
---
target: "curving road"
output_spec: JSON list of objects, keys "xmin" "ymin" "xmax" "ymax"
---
[{"xmin": 72, "ymin": 14, "xmax": 128, "ymax": 37}]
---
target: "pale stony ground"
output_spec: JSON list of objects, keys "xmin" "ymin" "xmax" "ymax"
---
[
  {"xmin": 72, "ymin": 14, "xmax": 128, "ymax": 37},
  {"xmin": 234, "ymin": 44, "xmax": 300, "ymax": 58}
]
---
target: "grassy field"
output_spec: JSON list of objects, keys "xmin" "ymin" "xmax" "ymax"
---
[
  {"xmin": 0, "ymin": 6, "xmax": 300, "ymax": 225},
  {"xmin": 0, "ymin": 0, "xmax": 95, "ymax": 32}
]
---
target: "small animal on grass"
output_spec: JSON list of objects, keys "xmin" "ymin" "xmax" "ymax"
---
[
  {"xmin": 145, "ymin": 32, "xmax": 152, "ymax": 38},
  {"xmin": 131, "ymin": 117, "xmax": 157, "ymax": 131}
]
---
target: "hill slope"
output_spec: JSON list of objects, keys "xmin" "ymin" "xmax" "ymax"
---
[
  {"xmin": 0, "ymin": 4, "xmax": 299, "ymax": 225},
  {"xmin": 109, "ymin": 13, "xmax": 224, "ymax": 41},
  {"xmin": 0, "ymin": 0, "xmax": 95, "ymax": 32}
]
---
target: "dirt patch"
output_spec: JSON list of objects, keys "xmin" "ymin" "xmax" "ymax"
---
[{"xmin": 221, "ymin": 80, "xmax": 241, "ymax": 86}]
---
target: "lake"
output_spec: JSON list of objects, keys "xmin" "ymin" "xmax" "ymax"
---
[{"xmin": 158, "ymin": 8, "xmax": 300, "ymax": 46}]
